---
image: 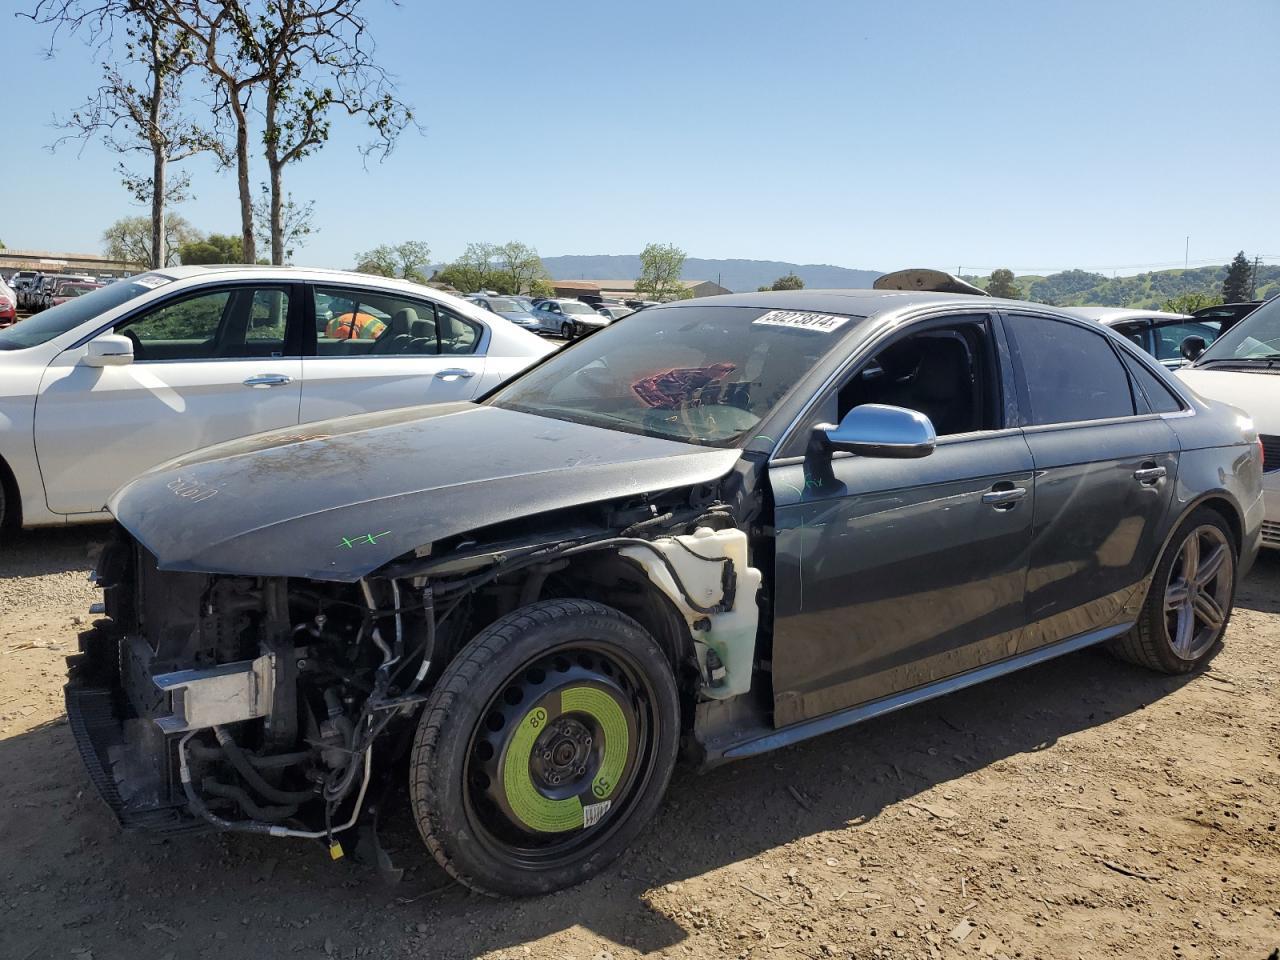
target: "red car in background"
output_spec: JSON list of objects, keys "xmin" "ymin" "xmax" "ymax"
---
[
  {"xmin": 43, "ymin": 279, "xmax": 102, "ymax": 311},
  {"xmin": 0, "ymin": 280, "xmax": 17, "ymax": 328}
]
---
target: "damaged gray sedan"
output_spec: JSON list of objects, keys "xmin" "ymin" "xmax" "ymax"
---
[{"xmin": 67, "ymin": 290, "xmax": 1264, "ymax": 896}]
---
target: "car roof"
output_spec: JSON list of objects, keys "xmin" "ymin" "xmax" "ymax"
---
[
  {"xmin": 1060, "ymin": 306, "xmax": 1190, "ymax": 324},
  {"xmin": 656, "ymin": 288, "xmax": 1045, "ymax": 317}
]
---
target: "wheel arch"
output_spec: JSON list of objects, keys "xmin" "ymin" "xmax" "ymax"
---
[
  {"xmin": 0, "ymin": 449, "xmax": 22, "ymax": 529},
  {"xmin": 1152, "ymin": 491, "xmax": 1244, "ymax": 575},
  {"xmin": 524, "ymin": 551, "xmax": 700, "ymax": 725}
]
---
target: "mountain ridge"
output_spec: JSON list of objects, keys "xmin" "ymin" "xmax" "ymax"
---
[{"xmin": 538, "ymin": 254, "xmax": 882, "ymax": 293}]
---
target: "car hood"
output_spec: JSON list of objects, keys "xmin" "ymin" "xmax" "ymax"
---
[
  {"xmin": 1176, "ymin": 368, "xmax": 1280, "ymax": 433},
  {"xmin": 109, "ymin": 402, "xmax": 742, "ymax": 582}
]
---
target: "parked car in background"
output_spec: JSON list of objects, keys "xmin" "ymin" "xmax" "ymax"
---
[
  {"xmin": 0, "ymin": 279, "xmax": 17, "ymax": 328},
  {"xmin": 505, "ymin": 294, "xmax": 540, "ymax": 315},
  {"xmin": 44, "ymin": 278, "xmax": 102, "ymax": 310},
  {"xmin": 17, "ymin": 273, "xmax": 46, "ymax": 310},
  {"xmin": 10, "ymin": 270, "xmax": 39, "ymax": 297},
  {"xmin": 1176, "ymin": 294, "xmax": 1280, "ymax": 549},
  {"xmin": 595, "ymin": 305, "xmax": 634, "ymax": 321},
  {"xmin": 1067, "ymin": 307, "xmax": 1224, "ymax": 369},
  {"xmin": 626, "ymin": 299, "xmax": 661, "ymax": 310},
  {"xmin": 1190, "ymin": 301, "xmax": 1262, "ymax": 333},
  {"xmin": 67, "ymin": 290, "xmax": 1261, "ymax": 897},
  {"xmin": 468, "ymin": 294, "xmax": 544, "ymax": 333},
  {"xmin": 0, "ymin": 265, "xmax": 555, "ymax": 530},
  {"xmin": 532, "ymin": 297, "xmax": 611, "ymax": 338}
]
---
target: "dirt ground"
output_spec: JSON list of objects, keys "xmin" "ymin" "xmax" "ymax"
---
[{"xmin": 1, "ymin": 526, "xmax": 1277, "ymax": 960}]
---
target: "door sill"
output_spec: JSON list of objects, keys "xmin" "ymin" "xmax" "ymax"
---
[{"xmin": 719, "ymin": 623, "xmax": 1132, "ymax": 763}]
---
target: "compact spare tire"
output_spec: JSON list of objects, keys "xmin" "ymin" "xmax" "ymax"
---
[
  {"xmin": 409, "ymin": 599, "xmax": 681, "ymax": 896},
  {"xmin": 1110, "ymin": 507, "xmax": 1238, "ymax": 673}
]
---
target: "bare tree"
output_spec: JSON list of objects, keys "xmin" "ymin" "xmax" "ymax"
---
[
  {"xmin": 148, "ymin": 0, "xmax": 268, "ymax": 263},
  {"xmin": 27, "ymin": 1, "xmax": 220, "ymax": 268},
  {"xmin": 228, "ymin": 0, "xmax": 415, "ymax": 265},
  {"xmin": 252, "ymin": 184, "xmax": 315, "ymax": 263}
]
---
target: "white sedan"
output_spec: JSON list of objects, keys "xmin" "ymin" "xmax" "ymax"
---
[
  {"xmin": 1175, "ymin": 295, "xmax": 1280, "ymax": 548},
  {"xmin": 0, "ymin": 265, "xmax": 556, "ymax": 530}
]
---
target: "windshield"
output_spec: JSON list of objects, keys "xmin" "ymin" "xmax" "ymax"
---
[
  {"xmin": 562, "ymin": 301, "xmax": 598, "ymax": 315},
  {"xmin": 1196, "ymin": 297, "xmax": 1280, "ymax": 363},
  {"xmin": 489, "ymin": 304, "xmax": 860, "ymax": 446},
  {"xmin": 0, "ymin": 273, "xmax": 172, "ymax": 350},
  {"xmin": 488, "ymin": 298, "xmax": 521, "ymax": 313}
]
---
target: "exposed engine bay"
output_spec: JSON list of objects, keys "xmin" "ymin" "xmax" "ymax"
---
[{"xmin": 65, "ymin": 486, "xmax": 766, "ymax": 853}]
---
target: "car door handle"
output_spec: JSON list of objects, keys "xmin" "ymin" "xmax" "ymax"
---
[
  {"xmin": 243, "ymin": 374, "xmax": 292, "ymax": 388},
  {"xmin": 1134, "ymin": 465, "xmax": 1167, "ymax": 484},
  {"xmin": 434, "ymin": 368, "xmax": 475, "ymax": 380},
  {"xmin": 981, "ymin": 484, "xmax": 1027, "ymax": 508}
]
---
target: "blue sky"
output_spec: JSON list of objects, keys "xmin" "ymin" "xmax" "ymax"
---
[{"xmin": 2, "ymin": 0, "xmax": 1278, "ymax": 275}]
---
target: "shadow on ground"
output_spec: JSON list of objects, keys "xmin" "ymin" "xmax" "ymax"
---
[{"xmin": 0, "ymin": 522, "xmax": 111, "ymax": 579}]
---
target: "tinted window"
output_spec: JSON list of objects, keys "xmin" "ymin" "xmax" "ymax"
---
[
  {"xmin": 1120, "ymin": 352, "xmax": 1184, "ymax": 414},
  {"xmin": 1007, "ymin": 315, "xmax": 1135, "ymax": 425},
  {"xmin": 491, "ymin": 304, "xmax": 860, "ymax": 447}
]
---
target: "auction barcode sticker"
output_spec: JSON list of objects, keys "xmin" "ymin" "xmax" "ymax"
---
[{"xmin": 752, "ymin": 310, "xmax": 850, "ymax": 333}]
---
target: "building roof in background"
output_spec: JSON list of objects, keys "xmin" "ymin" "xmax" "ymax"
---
[{"xmin": 0, "ymin": 248, "xmax": 140, "ymax": 273}]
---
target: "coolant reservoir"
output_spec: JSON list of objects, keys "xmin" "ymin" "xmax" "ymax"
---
[{"xmin": 619, "ymin": 527, "xmax": 762, "ymax": 700}]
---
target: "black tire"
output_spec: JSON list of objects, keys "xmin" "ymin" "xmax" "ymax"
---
[
  {"xmin": 1109, "ymin": 507, "xmax": 1237, "ymax": 673},
  {"xmin": 560, "ymin": 321, "xmax": 574, "ymax": 340},
  {"xmin": 409, "ymin": 599, "xmax": 681, "ymax": 897}
]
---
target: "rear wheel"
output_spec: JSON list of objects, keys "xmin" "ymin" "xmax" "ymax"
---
[
  {"xmin": 560, "ymin": 321, "xmax": 575, "ymax": 340},
  {"xmin": 1110, "ymin": 508, "xmax": 1237, "ymax": 673},
  {"xmin": 409, "ymin": 599, "xmax": 680, "ymax": 896}
]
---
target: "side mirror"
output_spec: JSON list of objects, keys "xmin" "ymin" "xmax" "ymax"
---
[
  {"xmin": 815, "ymin": 403, "xmax": 936, "ymax": 459},
  {"xmin": 83, "ymin": 334, "xmax": 135, "ymax": 367},
  {"xmin": 1180, "ymin": 335, "xmax": 1207, "ymax": 362}
]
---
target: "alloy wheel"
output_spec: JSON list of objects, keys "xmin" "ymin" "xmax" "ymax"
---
[{"xmin": 1163, "ymin": 523, "xmax": 1233, "ymax": 660}]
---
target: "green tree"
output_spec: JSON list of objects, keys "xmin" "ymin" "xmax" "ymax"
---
[
  {"xmin": 354, "ymin": 241, "xmax": 432, "ymax": 282},
  {"xmin": 492, "ymin": 241, "xmax": 551, "ymax": 295},
  {"xmin": 528, "ymin": 276, "xmax": 555, "ymax": 299},
  {"xmin": 1222, "ymin": 251, "xmax": 1252, "ymax": 302},
  {"xmin": 635, "ymin": 242, "xmax": 690, "ymax": 301},
  {"xmin": 759, "ymin": 272, "xmax": 804, "ymax": 291},
  {"xmin": 986, "ymin": 268, "xmax": 1022, "ymax": 299},
  {"xmin": 437, "ymin": 242, "xmax": 499, "ymax": 293},
  {"xmin": 1162, "ymin": 291, "xmax": 1222, "ymax": 314},
  {"xmin": 103, "ymin": 213, "xmax": 199, "ymax": 266},
  {"xmin": 177, "ymin": 233, "xmax": 242, "ymax": 264}
]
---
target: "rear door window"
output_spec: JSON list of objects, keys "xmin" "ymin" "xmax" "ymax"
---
[
  {"xmin": 1006, "ymin": 314, "xmax": 1135, "ymax": 425},
  {"xmin": 312, "ymin": 287, "xmax": 483, "ymax": 357}
]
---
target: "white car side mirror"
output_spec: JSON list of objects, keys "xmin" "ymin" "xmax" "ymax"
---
[{"xmin": 84, "ymin": 334, "xmax": 135, "ymax": 367}]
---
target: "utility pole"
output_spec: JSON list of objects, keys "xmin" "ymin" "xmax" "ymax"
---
[
  {"xmin": 1251, "ymin": 255, "xmax": 1260, "ymax": 299},
  {"xmin": 1184, "ymin": 236, "xmax": 1189, "ymax": 270}
]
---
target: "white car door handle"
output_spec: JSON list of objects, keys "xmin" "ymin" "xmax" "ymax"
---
[
  {"xmin": 243, "ymin": 374, "xmax": 293, "ymax": 388},
  {"xmin": 434, "ymin": 368, "xmax": 475, "ymax": 381}
]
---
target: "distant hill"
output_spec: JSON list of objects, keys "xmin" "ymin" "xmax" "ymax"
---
[
  {"xmin": 963, "ymin": 264, "xmax": 1280, "ymax": 309},
  {"xmin": 540, "ymin": 254, "xmax": 882, "ymax": 293}
]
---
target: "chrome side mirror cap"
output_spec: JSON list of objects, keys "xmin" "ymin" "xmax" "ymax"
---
[
  {"xmin": 815, "ymin": 403, "xmax": 937, "ymax": 459},
  {"xmin": 83, "ymin": 334, "xmax": 135, "ymax": 367}
]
